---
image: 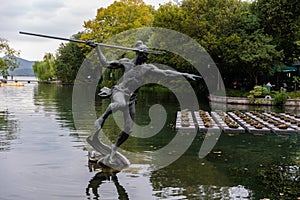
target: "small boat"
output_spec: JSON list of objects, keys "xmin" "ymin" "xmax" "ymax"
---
[{"xmin": 6, "ymin": 82, "xmax": 24, "ymax": 87}]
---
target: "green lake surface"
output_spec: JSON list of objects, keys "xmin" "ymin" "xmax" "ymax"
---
[{"xmin": 0, "ymin": 83, "xmax": 299, "ymax": 200}]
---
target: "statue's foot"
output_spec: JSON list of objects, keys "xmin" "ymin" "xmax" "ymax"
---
[
  {"xmin": 97, "ymin": 154, "xmax": 116, "ymax": 166},
  {"xmin": 94, "ymin": 117, "xmax": 104, "ymax": 129},
  {"xmin": 88, "ymin": 150, "xmax": 96, "ymax": 159}
]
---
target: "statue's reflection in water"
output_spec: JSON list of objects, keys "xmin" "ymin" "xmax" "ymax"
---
[{"xmin": 86, "ymin": 162, "xmax": 129, "ymax": 200}]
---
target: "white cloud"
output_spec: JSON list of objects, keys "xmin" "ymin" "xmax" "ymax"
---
[{"xmin": 0, "ymin": 0, "xmax": 171, "ymax": 61}]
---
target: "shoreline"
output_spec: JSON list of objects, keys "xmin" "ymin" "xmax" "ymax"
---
[{"xmin": 209, "ymin": 95, "xmax": 300, "ymax": 107}]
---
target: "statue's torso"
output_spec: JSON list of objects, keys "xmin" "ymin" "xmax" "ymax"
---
[{"xmin": 115, "ymin": 62, "xmax": 155, "ymax": 94}]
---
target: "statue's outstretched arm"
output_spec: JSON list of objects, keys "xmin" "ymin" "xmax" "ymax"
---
[{"xmin": 150, "ymin": 65, "xmax": 202, "ymax": 80}]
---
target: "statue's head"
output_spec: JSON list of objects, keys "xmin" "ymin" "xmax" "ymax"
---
[{"xmin": 134, "ymin": 40, "xmax": 148, "ymax": 65}]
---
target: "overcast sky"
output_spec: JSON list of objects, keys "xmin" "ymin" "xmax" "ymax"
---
[{"xmin": 0, "ymin": 0, "xmax": 170, "ymax": 61}]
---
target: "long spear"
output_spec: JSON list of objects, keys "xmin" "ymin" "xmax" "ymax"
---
[{"xmin": 19, "ymin": 31, "xmax": 165, "ymax": 55}]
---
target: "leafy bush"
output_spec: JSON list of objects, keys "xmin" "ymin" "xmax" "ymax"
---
[
  {"xmin": 273, "ymin": 89, "xmax": 288, "ymax": 106},
  {"xmin": 287, "ymin": 91, "xmax": 300, "ymax": 99},
  {"xmin": 292, "ymin": 76, "xmax": 300, "ymax": 91},
  {"xmin": 226, "ymin": 89, "xmax": 249, "ymax": 97},
  {"xmin": 247, "ymin": 85, "xmax": 269, "ymax": 98}
]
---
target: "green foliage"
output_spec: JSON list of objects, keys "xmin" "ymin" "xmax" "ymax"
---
[
  {"xmin": 238, "ymin": 31, "xmax": 284, "ymax": 84},
  {"xmin": 253, "ymin": 0, "xmax": 300, "ymax": 62},
  {"xmin": 257, "ymin": 165, "xmax": 300, "ymax": 199},
  {"xmin": 32, "ymin": 53, "xmax": 55, "ymax": 81},
  {"xmin": 81, "ymin": 0, "xmax": 154, "ymax": 43},
  {"xmin": 226, "ymin": 89, "xmax": 249, "ymax": 97},
  {"xmin": 153, "ymin": 3, "xmax": 185, "ymax": 31},
  {"xmin": 287, "ymin": 91, "xmax": 300, "ymax": 99},
  {"xmin": 292, "ymin": 76, "xmax": 300, "ymax": 84},
  {"xmin": 152, "ymin": 0, "xmax": 284, "ymax": 85},
  {"xmin": 292, "ymin": 76, "xmax": 300, "ymax": 91},
  {"xmin": 248, "ymin": 85, "xmax": 269, "ymax": 98},
  {"xmin": 33, "ymin": 33, "xmax": 86, "ymax": 83},
  {"xmin": 54, "ymin": 41, "xmax": 85, "ymax": 83},
  {"xmin": 151, "ymin": 3, "xmax": 196, "ymax": 73},
  {"xmin": 99, "ymin": 68, "xmax": 124, "ymax": 88},
  {"xmin": 44, "ymin": 0, "xmax": 300, "ymax": 87},
  {"xmin": 273, "ymin": 89, "xmax": 288, "ymax": 106},
  {"xmin": 0, "ymin": 38, "xmax": 19, "ymax": 76}
]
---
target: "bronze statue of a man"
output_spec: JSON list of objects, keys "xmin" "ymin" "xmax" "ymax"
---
[
  {"xmin": 90, "ymin": 40, "xmax": 200, "ymax": 165},
  {"xmin": 18, "ymin": 31, "xmax": 201, "ymax": 167}
]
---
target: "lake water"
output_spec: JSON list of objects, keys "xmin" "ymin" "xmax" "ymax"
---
[{"xmin": 0, "ymin": 83, "xmax": 299, "ymax": 200}]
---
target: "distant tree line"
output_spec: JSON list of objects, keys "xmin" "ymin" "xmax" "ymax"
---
[
  {"xmin": 32, "ymin": 0, "xmax": 300, "ymax": 87},
  {"xmin": 33, "ymin": 33, "xmax": 86, "ymax": 83}
]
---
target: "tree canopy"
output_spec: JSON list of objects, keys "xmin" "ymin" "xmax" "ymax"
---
[
  {"xmin": 152, "ymin": 0, "xmax": 288, "ymax": 85},
  {"xmin": 81, "ymin": 0, "xmax": 155, "ymax": 43},
  {"xmin": 54, "ymin": 41, "xmax": 85, "ymax": 83},
  {"xmin": 32, "ymin": 0, "xmax": 300, "ymax": 87},
  {"xmin": 0, "ymin": 38, "xmax": 19, "ymax": 77},
  {"xmin": 253, "ymin": 0, "xmax": 300, "ymax": 64},
  {"xmin": 33, "ymin": 53, "xmax": 55, "ymax": 82}
]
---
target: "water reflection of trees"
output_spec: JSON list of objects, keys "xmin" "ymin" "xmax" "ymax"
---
[
  {"xmin": 31, "ymin": 84, "xmax": 300, "ymax": 198},
  {"xmin": 150, "ymin": 133, "xmax": 300, "ymax": 199},
  {"xmin": 210, "ymin": 134, "xmax": 300, "ymax": 199},
  {"xmin": 32, "ymin": 83, "xmax": 208, "ymax": 141},
  {"xmin": 0, "ymin": 110, "xmax": 18, "ymax": 151},
  {"xmin": 34, "ymin": 84, "xmax": 75, "ymax": 129}
]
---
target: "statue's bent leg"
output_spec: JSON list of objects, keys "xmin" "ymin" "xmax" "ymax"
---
[
  {"xmin": 109, "ymin": 102, "xmax": 135, "ymax": 161},
  {"xmin": 94, "ymin": 91, "xmax": 126, "ymax": 129},
  {"xmin": 94, "ymin": 106, "xmax": 112, "ymax": 129},
  {"xmin": 91, "ymin": 91, "xmax": 127, "ymax": 161}
]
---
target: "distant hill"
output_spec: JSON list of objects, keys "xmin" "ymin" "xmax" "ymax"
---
[{"xmin": 3, "ymin": 56, "xmax": 35, "ymax": 76}]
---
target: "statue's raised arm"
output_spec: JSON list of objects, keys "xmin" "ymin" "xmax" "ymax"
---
[
  {"xmin": 147, "ymin": 64, "xmax": 202, "ymax": 80},
  {"xmin": 86, "ymin": 40, "xmax": 125, "ymax": 70}
]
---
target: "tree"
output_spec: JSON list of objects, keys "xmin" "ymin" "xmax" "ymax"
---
[
  {"xmin": 152, "ymin": 0, "xmax": 252, "ymax": 80},
  {"xmin": 153, "ymin": 2, "xmax": 185, "ymax": 32},
  {"xmin": 32, "ymin": 53, "xmax": 55, "ymax": 81},
  {"xmin": 178, "ymin": 0, "xmax": 286, "ymax": 86},
  {"xmin": 81, "ymin": 0, "xmax": 155, "ymax": 43},
  {"xmin": 253, "ymin": 0, "xmax": 300, "ymax": 63},
  {"xmin": 238, "ymin": 31, "xmax": 284, "ymax": 85},
  {"xmin": 0, "ymin": 38, "xmax": 19, "ymax": 77},
  {"xmin": 54, "ymin": 38, "xmax": 85, "ymax": 83},
  {"xmin": 180, "ymin": 0, "xmax": 248, "ymax": 53}
]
